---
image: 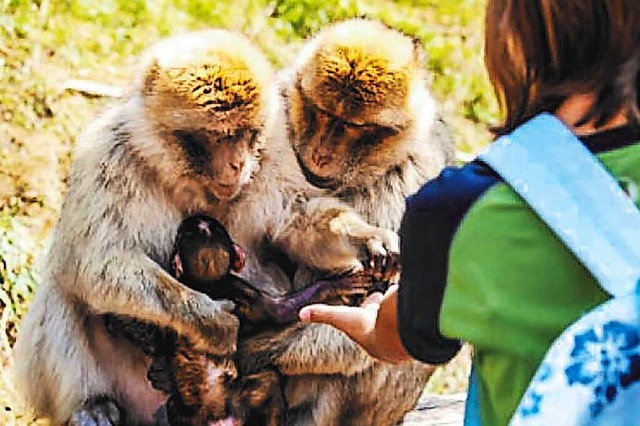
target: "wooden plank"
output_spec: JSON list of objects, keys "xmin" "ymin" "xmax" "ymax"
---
[{"xmin": 402, "ymin": 393, "xmax": 466, "ymax": 426}]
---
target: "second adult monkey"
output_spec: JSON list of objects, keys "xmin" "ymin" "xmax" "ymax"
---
[{"xmin": 240, "ymin": 19, "xmax": 456, "ymax": 425}]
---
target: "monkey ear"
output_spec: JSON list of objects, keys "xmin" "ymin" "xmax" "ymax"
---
[
  {"xmin": 172, "ymin": 253, "xmax": 184, "ymax": 278},
  {"xmin": 232, "ymin": 244, "xmax": 246, "ymax": 273}
]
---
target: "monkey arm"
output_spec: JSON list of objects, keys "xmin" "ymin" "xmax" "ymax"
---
[
  {"xmin": 272, "ymin": 197, "xmax": 399, "ymax": 274},
  {"xmin": 56, "ymin": 248, "xmax": 239, "ymax": 355}
]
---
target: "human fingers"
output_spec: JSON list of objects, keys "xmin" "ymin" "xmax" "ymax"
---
[
  {"xmin": 361, "ymin": 292, "xmax": 384, "ymax": 309},
  {"xmin": 299, "ymin": 303, "xmax": 376, "ymax": 345}
]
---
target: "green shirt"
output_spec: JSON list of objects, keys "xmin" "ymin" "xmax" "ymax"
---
[
  {"xmin": 441, "ymin": 142, "xmax": 640, "ymax": 425},
  {"xmin": 397, "ymin": 127, "xmax": 640, "ymax": 426}
]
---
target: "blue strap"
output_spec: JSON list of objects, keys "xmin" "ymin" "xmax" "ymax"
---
[
  {"xmin": 464, "ymin": 365, "xmax": 482, "ymax": 426},
  {"xmin": 479, "ymin": 113, "xmax": 640, "ymax": 297}
]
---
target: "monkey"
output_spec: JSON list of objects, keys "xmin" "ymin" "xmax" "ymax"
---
[
  {"xmin": 104, "ymin": 214, "xmax": 384, "ymax": 425},
  {"xmin": 236, "ymin": 19, "xmax": 456, "ymax": 426},
  {"xmin": 12, "ymin": 29, "xmax": 400, "ymax": 425}
]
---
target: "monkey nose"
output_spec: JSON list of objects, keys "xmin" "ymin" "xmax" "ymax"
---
[
  {"xmin": 312, "ymin": 150, "xmax": 332, "ymax": 168},
  {"xmin": 229, "ymin": 160, "xmax": 244, "ymax": 172}
]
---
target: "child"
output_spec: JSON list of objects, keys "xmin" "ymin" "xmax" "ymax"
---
[{"xmin": 300, "ymin": 1, "xmax": 640, "ymax": 424}]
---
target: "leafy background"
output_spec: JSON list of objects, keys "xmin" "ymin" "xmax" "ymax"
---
[{"xmin": 0, "ymin": 0, "xmax": 495, "ymax": 423}]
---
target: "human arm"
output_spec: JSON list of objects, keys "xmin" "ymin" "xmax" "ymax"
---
[{"xmin": 299, "ymin": 284, "xmax": 411, "ymax": 363}]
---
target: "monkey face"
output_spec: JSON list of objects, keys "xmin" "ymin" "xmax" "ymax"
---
[
  {"xmin": 140, "ymin": 31, "xmax": 275, "ymax": 202},
  {"xmin": 290, "ymin": 85, "xmax": 399, "ymax": 189},
  {"xmin": 173, "ymin": 215, "xmax": 245, "ymax": 283},
  {"xmin": 170, "ymin": 128, "xmax": 260, "ymax": 201},
  {"xmin": 286, "ymin": 19, "xmax": 433, "ymax": 190}
]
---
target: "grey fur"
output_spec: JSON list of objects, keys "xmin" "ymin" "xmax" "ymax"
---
[{"xmin": 238, "ymin": 19, "xmax": 456, "ymax": 426}]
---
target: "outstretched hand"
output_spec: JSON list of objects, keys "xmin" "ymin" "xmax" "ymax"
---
[{"xmin": 299, "ymin": 285, "xmax": 411, "ymax": 363}]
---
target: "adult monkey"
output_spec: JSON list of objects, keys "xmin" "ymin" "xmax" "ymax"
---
[
  {"xmin": 239, "ymin": 19, "xmax": 455, "ymax": 425},
  {"xmin": 13, "ymin": 29, "xmax": 398, "ymax": 425}
]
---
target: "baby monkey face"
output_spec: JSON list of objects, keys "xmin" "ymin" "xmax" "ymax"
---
[{"xmin": 172, "ymin": 215, "xmax": 246, "ymax": 283}]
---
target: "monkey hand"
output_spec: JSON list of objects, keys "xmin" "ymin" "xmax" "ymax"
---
[
  {"xmin": 327, "ymin": 212, "xmax": 400, "ymax": 275},
  {"xmin": 363, "ymin": 230, "xmax": 400, "ymax": 285},
  {"xmin": 365, "ymin": 243, "xmax": 400, "ymax": 293},
  {"xmin": 322, "ymin": 265, "xmax": 398, "ymax": 308},
  {"xmin": 183, "ymin": 297, "xmax": 240, "ymax": 355},
  {"xmin": 319, "ymin": 270, "xmax": 379, "ymax": 300}
]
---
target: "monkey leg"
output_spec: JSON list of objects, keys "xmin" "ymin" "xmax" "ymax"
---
[
  {"xmin": 101, "ymin": 314, "xmax": 178, "ymax": 394},
  {"xmin": 67, "ymin": 396, "xmax": 123, "ymax": 426},
  {"xmin": 13, "ymin": 287, "xmax": 169, "ymax": 425},
  {"xmin": 284, "ymin": 362, "xmax": 435, "ymax": 426},
  {"xmin": 235, "ymin": 369, "xmax": 285, "ymax": 426},
  {"xmin": 237, "ymin": 323, "xmax": 374, "ymax": 377},
  {"xmin": 14, "ymin": 287, "xmax": 115, "ymax": 424},
  {"xmin": 261, "ymin": 271, "xmax": 375, "ymax": 325}
]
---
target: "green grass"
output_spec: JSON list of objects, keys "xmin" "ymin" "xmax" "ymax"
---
[{"xmin": 0, "ymin": 0, "xmax": 493, "ymax": 420}]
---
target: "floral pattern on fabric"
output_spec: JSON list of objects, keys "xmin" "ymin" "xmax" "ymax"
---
[
  {"xmin": 518, "ymin": 364, "xmax": 551, "ymax": 417},
  {"xmin": 511, "ymin": 298, "xmax": 640, "ymax": 426},
  {"xmin": 564, "ymin": 321, "xmax": 640, "ymax": 417}
]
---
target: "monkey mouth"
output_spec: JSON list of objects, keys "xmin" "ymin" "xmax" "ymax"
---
[
  {"xmin": 212, "ymin": 183, "xmax": 240, "ymax": 200},
  {"xmin": 294, "ymin": 151, "xmax": 340, "ymax": 190}
]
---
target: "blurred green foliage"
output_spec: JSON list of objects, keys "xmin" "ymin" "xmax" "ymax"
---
[
  {"xmin": 0, "ymin": 0, "xmax": 493, "ymax": 402},
  {"xmin": 0, "ymin": 213, "xmax": 39, "ymax": 351}
]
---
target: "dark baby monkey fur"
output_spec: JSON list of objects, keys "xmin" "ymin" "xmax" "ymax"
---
[{"xmin": 105, "ymin": 215, "xmax": 384, "ymax": 425}]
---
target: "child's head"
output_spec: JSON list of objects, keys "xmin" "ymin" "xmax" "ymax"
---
[{"xmin": 485, "ymin": 0, "xmax": 640, "ymax": 134}]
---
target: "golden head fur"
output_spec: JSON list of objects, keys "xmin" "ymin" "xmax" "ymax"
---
[
  {"xmin": 296, "ymin": 19, "xmax": 425, "ymax": 127},
  {"xmin": 140, "ymin": 30, "xmax": 275, "ymax": 133}
]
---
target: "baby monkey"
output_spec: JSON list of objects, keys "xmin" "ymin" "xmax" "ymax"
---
[
  {"xmin": 104, "ymin": 215, "xmax": 386, "ymax": 425},
  {"xmin": 171, "ymin": 215, "xmax": 381, "ymax": 330}
]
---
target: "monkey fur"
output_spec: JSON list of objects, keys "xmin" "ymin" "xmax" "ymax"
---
[
  {"xmin": 13, "ymin": 29, "xmax": 399, "ymax": 425},
  {"xmin": 237, "ymin": 19, "xmax": 456, "ymax": 426},
  {"xmin": 104, "ymin": 214, "xmax": 382, "ymax": 425}
]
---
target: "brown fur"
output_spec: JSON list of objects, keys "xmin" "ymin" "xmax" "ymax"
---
[
  {"xmin": 13, "ymin": 29, "xmax": 399, "ymax": 425},
  {"xmin": 238, "ymin": 19, "xmax": 456, "ymax": 426}
]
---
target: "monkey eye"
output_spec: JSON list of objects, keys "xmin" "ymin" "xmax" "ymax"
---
[
  {"xmin": 247, "ymin": 129, "xmax": 260, "ymax": 148},
  {"xmin": 357, "ymin": 126, "xmax": 400, "ymax": 145},
  {"xmin": 373, "ymin": 125, "xmax": 400, "ymax": 138},
  {"xmin": 173, "ymin": 130, "xmax": 209, "ymax": 157},
  {"xmin": 173, "ymin": 130, "xmax": 210, "ymax": 171}
]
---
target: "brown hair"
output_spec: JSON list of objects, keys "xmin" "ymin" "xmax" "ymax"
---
[{"xmin": 485, "ymin": 0, "xmax": 640, "ymax": 134}]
